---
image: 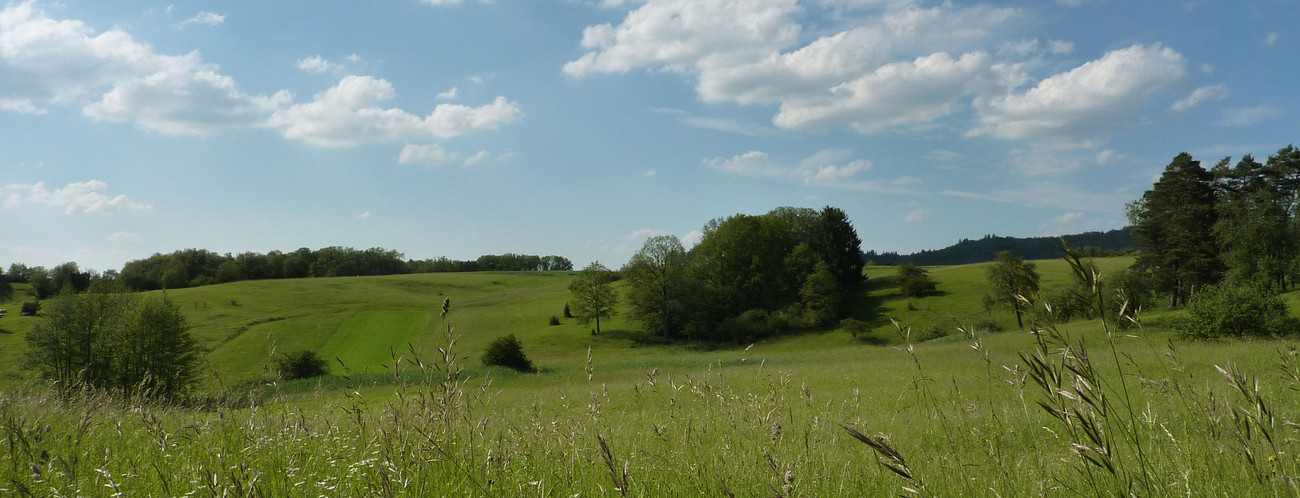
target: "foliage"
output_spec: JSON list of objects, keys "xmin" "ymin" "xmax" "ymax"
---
[
  {"xmin": 480, "ymin": 334, "xmax": 534, "ymax": 372},
  {"xmin": 568, "ymin": 262, "xmax": 619, "ymax": 334},
  {"xmin": 1174, "ymin": 283, "xmax": 1298, "ymax": 339},
  {"xmin": 20, "ymin": 301, "xmax": 40, "ymax": 315},
  {"xmin": 549, "ymin": 316, "xmax": 561, "ymax": 326},
  {"xmin": 0, "ymin": 269, "xmax": 11, "ymax": 302},
  {"xmin": 865, "ymin": 228, "xmax": 1134, "ymax": 266},
  {"xmin": 839, "ymin": 318, "xmax": 870, "ymax": 340},
  {"xmin": 984, "ymin": 251, "xmax": 1040, "ymax": 329},
  {"xmin": 895, "ymin": 264, "xmax": 936, "ymax": 298},
  {"xmin": 276, "ymin": 350, "xmax": 329, "ymax": 380},
  {"xmin": 1129, "ymin": 152, "xmax": 1223, "ymax": 306},
  {"xmin": 24, "ymin": 285, "xmax": 201, "ymax": 399},
  {"xmin": 621, "ymin": 235, "xmax": 689, "ymax": 340},
  {"xmin": 563, "ymin": 303, "xmax": 573, "ymax": 318},
  {"xmin": 798, "ymin": 261, "xmax": 841, "ymax": 327}
]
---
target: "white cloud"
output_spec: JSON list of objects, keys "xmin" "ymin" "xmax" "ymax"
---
[
  {"xmin": 2, "ymin": 180, "xmax": 151, "ymax": 214},
  {"xmin": 463, "ymin": 150, "xmax": 489, "ymax": 166},
  {"xmin": 566, "ymin": 0, "xmax": 1016, "ymax": 134},
  {"xmin": 902, "ymin": 208, "xmax": 930, "ymax": 222},
  {"xmin": 642, "ymin": 169, "xmax": 657, "ymax": 177},
  {"xmin": 1263, "ymin": 32, "xmax": 1279, "ymax": 47},
  {"xmin": 970, "ymin": 44, "xmax": 1186, "ymax": 139},
  {"xmin": 793, "ymin": 148, "xmax": 875, "ymax": 188},
  {"xmin": 1171, "ymin": 84, "xmax": 1228, "ymax": 112},
  {"xmin": 652, "ymin": 108, "xmax": 772, "ymax": 136},
  {"xmin": 1096, "ymin": 149, "xmax": 1123, "ymax": 164},
  {"xmin": 1048, "ymin": 39, "xmax": 1074, "ymax": 55},
  {"xmin": 267, "ymin": 75, "xmax": 521, "ymax": 147},
  {"xmin": 626, "ymin": 228, "xmax": 669, "ymax": 241},
  {"xmin": 436, "ymin": 87, "xmax": 459, "ymax": 100},
  {"xmin": 0, "ymin": 3, "xmax": 285, "ymax": 136},
  {"xmin": 355, "ymin": 211, "xmax": 371, "ymax": 220},
  {"xmin": 1218, "ymin": 105, "xmax": 1280, "ymax": 127},
  {"xmin": 774, "ymin": 51, "xmax": 992, "ymax": 133},
  {"xmin": 180, "ymin": 11, "xmax": 224, "ymax": 26},
  {"xmin": 0, "ymin": 98, "xmax": 45, "ymax": 114},
  {"xmin": 398, "ymin": 143, "xmax": 460, "ymax": 166},
  {"xmin": 681, "ymin": 229, "xmax": 703, "ymax": 247},
  {"xmin": 297, "ymin": 55, "xmax": 339, "ymax": 73},
  {"xmin": 702, "ymin": 150, "xmax": 783, "ymax": 177}
]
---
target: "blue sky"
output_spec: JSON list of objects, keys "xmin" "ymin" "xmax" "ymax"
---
[{"xmin": 1, "ymin": 0, "xmax": 1296, "ymax": 272}]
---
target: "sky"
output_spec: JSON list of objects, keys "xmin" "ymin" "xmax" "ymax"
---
[{"xmin": 1, "ymin": 0, "xmax": 1297, "ymax": 272}]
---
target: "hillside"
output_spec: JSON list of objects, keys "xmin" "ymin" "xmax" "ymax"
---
[
  {"xmin": 4, "ymin": 255, "xmax": 1155, "ymax": 387},
  {"xmin": 865, "ymin": 227, "xmax": 1134, "ymax": 266}
]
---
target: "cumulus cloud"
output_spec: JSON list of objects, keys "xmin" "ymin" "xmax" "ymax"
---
[
  {"xmin": 1171, "ymin": 84, "xmax": 1228, "ymax": 112},
  {"xmin": 436, "ymin": 87, "xmax": 459, "ymax": 100},
  {"xmin": 0, "ymin": 98, "xmax": 45, "ymax": 114},
  {"xmin": 296, "ymin": 55, "xmax": 340, "ymax": 73},
  {"xmin": 566, "ymin": 0, "xmax": 1017, "ymax": 134},
  {"xmin": 0, "ymin": 3, "xmax": 286, "ymax": 136},
  {"xmin": 462, "ymin": 150, "xmax": 489, "ymax": 166},
  {"xmin": 2, "ymin": 180, "xmax": 151, "ymax": 214},
  {"xmin": 267, "ymin": 75, "xmax": 521, "ymax": 147},
  {"xmin": 970, "ymin": 44, "xmax": 1185, "ymax": 139}
]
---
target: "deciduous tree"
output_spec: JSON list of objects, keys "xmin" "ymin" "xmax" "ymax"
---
[
  {"xmin": 569, "ymin": 262, "xmax": 619, "ymax": 334},
  {"xmin": 985, "ymin": 251, "xmax": 1040, "ymax": 329}
]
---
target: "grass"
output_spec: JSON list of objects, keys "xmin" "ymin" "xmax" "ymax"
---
[{"xmin": 3, "ymin": 257, "xmax": 1300, "ymax": 495}]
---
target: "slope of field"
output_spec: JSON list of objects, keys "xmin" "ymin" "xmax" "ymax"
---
[{"xmin": 7, "ymin": 258, "xmax": 1300, "ymax": 495}]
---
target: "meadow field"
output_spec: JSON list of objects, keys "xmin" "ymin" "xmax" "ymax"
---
[{"xmin": 2, "ymin": 258, "xmax": 1300, "ymax": 496}]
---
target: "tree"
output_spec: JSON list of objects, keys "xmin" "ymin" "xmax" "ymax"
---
[
  {"xmin": 0, "ymin": 269, "xmax": 11, "ymax": 302},
  {"xmin": 896, "ymin": 264, "xmax": 936, "ymax": 298},
  {"xmin": 1212, "ymin": 155, "xmax": 1294, "ymax": 289},
  {"xmin": 622, "ymin": 235, "xmax": 688, "ymax": 340},
  {"xmin": 115, "ymin": 295, "xmax": 201, "ymax": 398},
  {"xmin": 25, "ymin": 283, "xmax": 202, "ymax": 398},
  {"xmin": 1129, "ymin": 152, "xmax": 1222, "ymax": 306},
  {"xmin": 813, "ymin": 206, "xmax": 865, "ymax": 286},
  {"xmin": 985, "ymin": 251, "xmax": 1040, "ymax": 329},
  {"xmin": 798, "ymin": 261, "xmax": 842, "ymax": 327},
  {"xmin": 569, "ymin": 262, "xmax": 619, "ymax": 334}
]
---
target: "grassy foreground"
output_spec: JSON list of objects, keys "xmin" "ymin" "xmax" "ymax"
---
[{"xmin": 2, "ymin": 260, "xmax": 1300, "ymax": 495}]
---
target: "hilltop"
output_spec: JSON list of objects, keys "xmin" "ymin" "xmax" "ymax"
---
[{"xmin": 865, "ymin": 227, "xmax": 1133, "ymax": 266}]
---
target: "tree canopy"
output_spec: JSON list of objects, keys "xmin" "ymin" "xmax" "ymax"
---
[{"xmin": 568, "ymin": 262, "xmax": 619, "ymax": 334}]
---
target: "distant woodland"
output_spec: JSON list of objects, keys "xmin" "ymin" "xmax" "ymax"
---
[{"xmin": 863, "ymin": 228, "xmax": 1134, "ymax": 266}]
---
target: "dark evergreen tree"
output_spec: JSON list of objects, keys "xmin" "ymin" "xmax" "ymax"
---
[{"xmin": 1129, "ymin": 152, "xmax": 1222, "ymax": 306}]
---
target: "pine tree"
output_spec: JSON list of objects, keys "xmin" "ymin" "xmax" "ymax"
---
[{"xmin": 1129, "ymin": 152, "xmax": 1222, "ymax": 306}]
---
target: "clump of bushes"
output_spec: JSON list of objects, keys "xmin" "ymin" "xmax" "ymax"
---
[
  {"xmin": 277, "ymin": 350, "xmax": 329, "ymax": 380},
  {"xmin": 482, "ymin": 335, "xmax": 535, "ymax": 372},
  {"xmin": 1175, "ymin": 284, "xmax": 1298, "ymax": 339},
  {"xmin": 21, "ymin": 301, "xmax": 40, "ymax": 316},
  {"xmin": 549, "ymin": 315, "xmax": 561, "ymax": 326},
  {"xmin": 896, "ymin": 264, "xmax": 936, "ymax": 298}
]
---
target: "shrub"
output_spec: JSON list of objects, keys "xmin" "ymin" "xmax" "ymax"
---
[
  {"xmin": 20, "ymin": 301, "xmax": 40, "ymax": 316},
  {"xmin": 277, "ymin": 350, "xmax": 329, "ymax": 380},
  {"xmin": 549, "ymin": 315, "xmax": 561, "ymax": 326},
  {"xmin": 840, "ymin": 318, "xmax": 870, "ymax": 340},
  {"xmin": 481, "ymin": 335, "xmax": 535, "ymax": 372},
  {"xmin": 563, "ymin": 303, "xmax": 573, "ymax": 318},
  {"xmin": 1175, "ymin": 284, "xmax": 1298, "ymax": 339},
  {"xmin": 896, "ymin": 264, "xmax": 936, "ymax": 298}
]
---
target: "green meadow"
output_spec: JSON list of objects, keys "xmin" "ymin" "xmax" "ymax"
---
[{"xmin": 3, "ymin": 257, "xmax": 1300, "ymax": 496}]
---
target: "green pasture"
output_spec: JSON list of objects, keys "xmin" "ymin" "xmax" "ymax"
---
[{"xmin": 6, "ymin": 256, "xmax": 1300, "ymax": 495}]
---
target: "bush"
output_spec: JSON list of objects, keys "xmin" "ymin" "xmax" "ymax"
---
[
  {"xmin": 277, "ymin": 350, "xmax": 329, "ymax": 380},
  {"xmin": 549, "ymin": 315, "xmax": 561, "ymax": 326},
  {"xmin": 896, "ymin": 264, "xmax": 936, "ymax": 298},
  {"xmin": 1175, "ymin": 284, "xmax": 1298, "ymax": 339},
  {"xmin": 840, "ymin": 318, "xmax": 870, "ymax": 340},
  {"xmin": 482, "ymin": 335, "xmax": 534, "ymax": 372},
  {"xmin": 20, "ymin": 301, "xmax": 40, "ymax": 316}
]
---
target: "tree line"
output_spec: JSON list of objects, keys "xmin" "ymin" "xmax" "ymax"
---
[
  {"xmin": 1, "ymin": 248, "xmax": 574, "ymax": 296},
  {"xmin": 575, "ymin": 206, "xmax": 864, "ymax": 343},
  {"xmin": 864, "ymin": 228, "xmax": 1133, "ymax": 266}
]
